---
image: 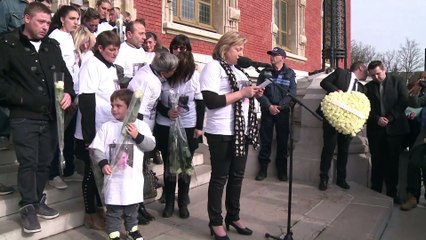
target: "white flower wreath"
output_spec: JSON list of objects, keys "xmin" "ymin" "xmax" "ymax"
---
[{"xmin": 321, "ymin": 91, "xmax": 371, "ymax": 136}]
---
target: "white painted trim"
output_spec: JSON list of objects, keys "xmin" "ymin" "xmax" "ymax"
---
[
  {"xmin": 286, "ymin": 52, "xmax": 308, "ymax": 62},
  {"xmin": 163, "ymin": 22, "xmax": 222, "ymax": 43}
]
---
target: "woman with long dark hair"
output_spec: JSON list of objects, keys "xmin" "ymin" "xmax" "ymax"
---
[
  {"xmin": 154, "ymin": 34, "xmax": 205, "ymax": 219},
  {"xmin": 47, "ymin": 5, "xmax": 81, "ymax": 189}
]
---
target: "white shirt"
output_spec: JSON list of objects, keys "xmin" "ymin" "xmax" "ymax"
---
[
  {"xmin": 90, "ymin": 119, "xmax": 154, "ymax": 205},
  {"xmin": 145, "ymin": 52, "xmax": 155, "ymax": 64},
  {"xmin": 127, "ymin": 64, "xmax": 163, "ymax": 130},
  {"xmin": 74, "ymin": 55, "xmax": 119, "ymax": 140},
  {"xmin": 95, "ymin": 21, "xmax": 114, "ymax": 36},
  {"xmin": 200, "ymin": 60, "xmax": 250, "ymax": 135},
  {"xmin": 156, "ymin": 71, "xmax": 203, "ymax": 128},
  {"xmin": 114, "ymin": 41, "xmax": 147, "ymax": 78},
  {"xmin": 49, "ymin": 29, "xmax": 79, "ymax": 84}
]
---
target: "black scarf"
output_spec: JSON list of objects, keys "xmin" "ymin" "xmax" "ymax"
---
[{"xmin": 217, "ymin": 58, "xmax": 259, "ymax": 157}]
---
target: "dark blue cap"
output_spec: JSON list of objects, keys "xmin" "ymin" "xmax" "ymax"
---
[{"xmin": 267, "ymin": 47, "xmax": 286, "ymax": 58}]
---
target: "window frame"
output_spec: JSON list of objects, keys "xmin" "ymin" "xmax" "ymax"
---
[
  {"xmin": 173, "ymin": 0, "xmax": 215, "ymax": 32},
  {"xmin": 275, "ymin": 0, "xmax": 288, "ymax": 49}
]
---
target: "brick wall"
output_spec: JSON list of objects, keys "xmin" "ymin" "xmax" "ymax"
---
[{"xmin": 134, "ymin": 1, "xmax": 351, "ymax": 72}]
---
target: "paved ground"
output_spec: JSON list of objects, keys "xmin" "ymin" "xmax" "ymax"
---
[{"xmin": 42, "ymin": 176, "xmax": 426, "ymax": 240}]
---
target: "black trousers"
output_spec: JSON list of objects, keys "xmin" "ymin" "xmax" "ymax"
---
[
  {"xmin": 205, "ymin": 133, "xmax": 248, "ymax": 226},
  {"xmin": 406, "ymin": 144, "xmax": 426, "ymax": 201},
  {"xmin": 320, "ymin": 119, "xmax": 352, "ymax": 182},
  {"xmin": 10, "ymin": 118, "xmax": 57, "ymax": 206},
  {"xmin": 368, "ymin": 129, "xmax": 402, "ymax": 198},
  {"xmin": 258, "ymin": 109, "xmax": 289, "ymax": 174},
  {"xmin": 154, "ymin": 124, "xmax": 198, "ymax": 207},
  {"xmin": 49, "ymin": 114, "xmax": 77, "ymax": 178},
  {"xmin": 75, "ymin": 139, "xmax": 102, "ymax": 213}
]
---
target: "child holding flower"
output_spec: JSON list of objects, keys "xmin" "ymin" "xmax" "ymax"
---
[{"xmin": 90, "ymin": 89, "xmax": 155, "ymax": 240}]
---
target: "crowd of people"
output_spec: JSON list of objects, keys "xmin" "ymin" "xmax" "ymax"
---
[{"xmin": 1, "ymin": 1, "xmax": 426, "ymax": 240}]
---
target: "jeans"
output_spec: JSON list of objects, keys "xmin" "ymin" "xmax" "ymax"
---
[
  {"xmin": 10, "ymin": 118, "xmax": 57, "ymax": 206},
  {"xmin": 105, "ymin": 203, "xmax": 138, "ymax": 234},
  {"xmin": 206, "ymin": 133, "xmax": 248, "ymax": 226}
]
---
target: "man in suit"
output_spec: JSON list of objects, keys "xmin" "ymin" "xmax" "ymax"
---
[
  {"xmin": 365, "ymin": 60, "xmax": 409, "ymax": 203},
  {"xmin": 318, "ymin": 61, "xmax": 368, "ymax": 191}
]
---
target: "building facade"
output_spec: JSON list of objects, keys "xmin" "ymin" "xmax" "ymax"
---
[{"xmin": 67, "ymin": 0, "xmax": 351, "ymax": 77}]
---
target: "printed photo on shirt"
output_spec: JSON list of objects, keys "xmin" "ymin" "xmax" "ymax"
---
[{"xmin": 108, "ymin": 143, "xmax": 134, "ymax": 170}]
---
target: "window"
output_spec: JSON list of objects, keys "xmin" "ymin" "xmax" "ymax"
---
[
  {"xmin": 272, "ymin": 0, "xmax": 307, "ymax": 60},
  {"xmin": 173, "ymin": 0, "xmax": 213, "ymax": 30},
  {"xmin": 274, "ymin": 0, "xmax": 288, "ymax": 48}
]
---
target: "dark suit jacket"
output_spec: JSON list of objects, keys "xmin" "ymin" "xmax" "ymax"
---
[
  {"xmin": 365, "ymin": 74, "xmax": 409, "ymax": 136},
  {"xmin": 320, "ymin": 68, "xmax": 365, "ymax": 93},
  {"xmin": 316, "ymin": 68, "xmax": 365, "ymax": 116}
]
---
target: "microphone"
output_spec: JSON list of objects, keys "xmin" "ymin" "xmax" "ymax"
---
[{"xmin": 237, "ymin": 56, "xmax": 271, "ymax": 69}]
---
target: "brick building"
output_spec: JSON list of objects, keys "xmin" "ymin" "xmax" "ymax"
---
[{"xmin": 68, "ymin": 0, "xmax": 351, "ymax": 76}]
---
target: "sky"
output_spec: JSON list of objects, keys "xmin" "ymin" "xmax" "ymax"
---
[{"xmin": 351, "ymin": 0, "xmax": 426, "ymax": 53}]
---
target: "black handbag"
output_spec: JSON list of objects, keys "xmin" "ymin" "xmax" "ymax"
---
[{"xmin": 143, "ymin": 169, "xmax": 158, "ymax": 199}]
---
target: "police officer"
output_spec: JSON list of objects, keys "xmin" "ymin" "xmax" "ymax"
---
[{"xmin": 255, "ymin": 47, "xmax": 296, "ymax": 181}]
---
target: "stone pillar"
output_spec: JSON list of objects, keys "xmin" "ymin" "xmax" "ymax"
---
[{"xmin": 292, "ymin": 74, "xmax": 371, "ymax": 186}]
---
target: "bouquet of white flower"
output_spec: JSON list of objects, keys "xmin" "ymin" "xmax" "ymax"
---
[
  {"xmin": 54, "ymin": 73, "xmax": 65, "ymax": 175},
  {"xmin": 168, "ymin": 89, "xmax": 194, "ymax": 176},
  {"xmin": 321, "ymin": 91, "xmax": 371, "ymax": 136}
]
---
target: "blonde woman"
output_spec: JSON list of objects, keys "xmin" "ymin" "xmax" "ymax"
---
[
  {"xmin": 73, "ymin": 26, "xmax": 96, "ymax": 68},
  {"xmin": 200, "ymin": 32, "xmax": 263, "ymax": 239}
]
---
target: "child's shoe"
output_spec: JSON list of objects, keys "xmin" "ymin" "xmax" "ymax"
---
[
  {"xmin": 109, "ymin": 231, "xmax": 120, "ymax": 240},
  {"xmin": 127, "ymin": 226, "xmax": 144, "ymax": 240}
]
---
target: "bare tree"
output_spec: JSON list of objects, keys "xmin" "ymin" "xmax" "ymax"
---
[
  {"xmin": 377, "ymin": 50, "xmax": 399, "ymax": 73},
  {"xmin": 398, "ymin": 38, "xmax": 423, "ymax": 81},
  {"xmin": 351, "ymin": 40, "xmax": 377, "ymax": 64}
]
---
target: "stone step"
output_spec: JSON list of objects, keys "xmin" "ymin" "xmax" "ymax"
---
[
  {"xmin": 0, "ymin": 197, "xmax": 84, "ymax": 240},
  {"xmin": 0, "ymin": 181, "xmax": 82, "ymax": 218}
]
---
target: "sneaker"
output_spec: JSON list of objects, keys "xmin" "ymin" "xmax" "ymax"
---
[
  {"xmin": 63, "ymin": 172, "xmax": 83, "ymax": 182},
  {"xmin": 108, "ymin": 231, "xmax": 120, "ymax": 240},
  {"xmin": 20, "ymin": 204, "xmax": 41, "ymax": 233},
  {"xmin": 127, "ymin": 226, "xmax": 144, "ymax": 240},
  {"xmin": 49, "ymin": 176, "xmax": 68, "ymax": 190},
  {"xmin": 0, "ymin": 136, "xmax": 10, "ymax": 151},
  {"xmin": 36, "ymin": 194, "xmax": 59, "ymax": 219},
  {"xmin": 0, "ymin": 183, "xmax": 14, "ymax": 195}
]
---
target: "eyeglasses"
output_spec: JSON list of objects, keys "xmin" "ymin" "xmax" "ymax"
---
[{"xmin": 172, "ymin": 46, "xmax": 187, "ymax": 52}]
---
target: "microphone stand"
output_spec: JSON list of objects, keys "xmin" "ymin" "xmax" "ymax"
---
[{"xmin": 259, "ymin": 76, "xmax": 322, "ymax": 240}]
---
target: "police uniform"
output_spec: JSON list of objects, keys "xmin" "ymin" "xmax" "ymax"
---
[{"xmin": 256, "ymin": 53, "xmax": 296, "ymax": 181}]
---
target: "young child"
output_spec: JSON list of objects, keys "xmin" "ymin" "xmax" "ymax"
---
[{"xmin": 90, "ymin": 89, "xmax": 155, "ymax": 240}]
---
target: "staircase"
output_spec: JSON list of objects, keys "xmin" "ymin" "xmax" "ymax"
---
[{"xmin": 0, "ymin": 144, "xmax": 211, "ymax": 239}]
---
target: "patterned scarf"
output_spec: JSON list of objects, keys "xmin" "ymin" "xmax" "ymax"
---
[{"xmin": 217, "ymin": 58, "xmax": 259, "ymax": 157}]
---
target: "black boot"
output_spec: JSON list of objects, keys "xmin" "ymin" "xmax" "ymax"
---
[
  {"xmin": 138, "ymin": 203, "xmax": 155, "ymax": 221},
  {"xmin": 153, "ymin": 149, "xmax": 163, "ymax": 164},
  {"xmin": 162, "ymin": 179, "xmax": 176, "ymax": 218},
  {"xmin": 255, "ymin": 165, "xmax": 267, "ymax": 181},
  {"xmin": 178, "ymin": 178, "xmax": 190, "ymax": 219}
]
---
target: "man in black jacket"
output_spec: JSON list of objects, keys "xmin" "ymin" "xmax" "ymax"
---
[
  {"xmin": 255, "ymin": 47, "xmax": 296, "ymax": 181},
  {"xmin": 365, "ymin": 60, "xmax": 409, "ymax": 203},
  {"xmin": 0, "ymin": 2, "xmax": 74, "ymax": 233},
  {"xmin": 318, "ymin": 61, "xmax": 367, "ymax": 191}
]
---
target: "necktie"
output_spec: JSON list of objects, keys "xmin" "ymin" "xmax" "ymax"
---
[
  {"xmin": 379, "ymin": 83, "xmax": 385, "ymax": 115},
  {"xmin": 352, "ymin": 79, "xmax": 358, "ymax": 91}
]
